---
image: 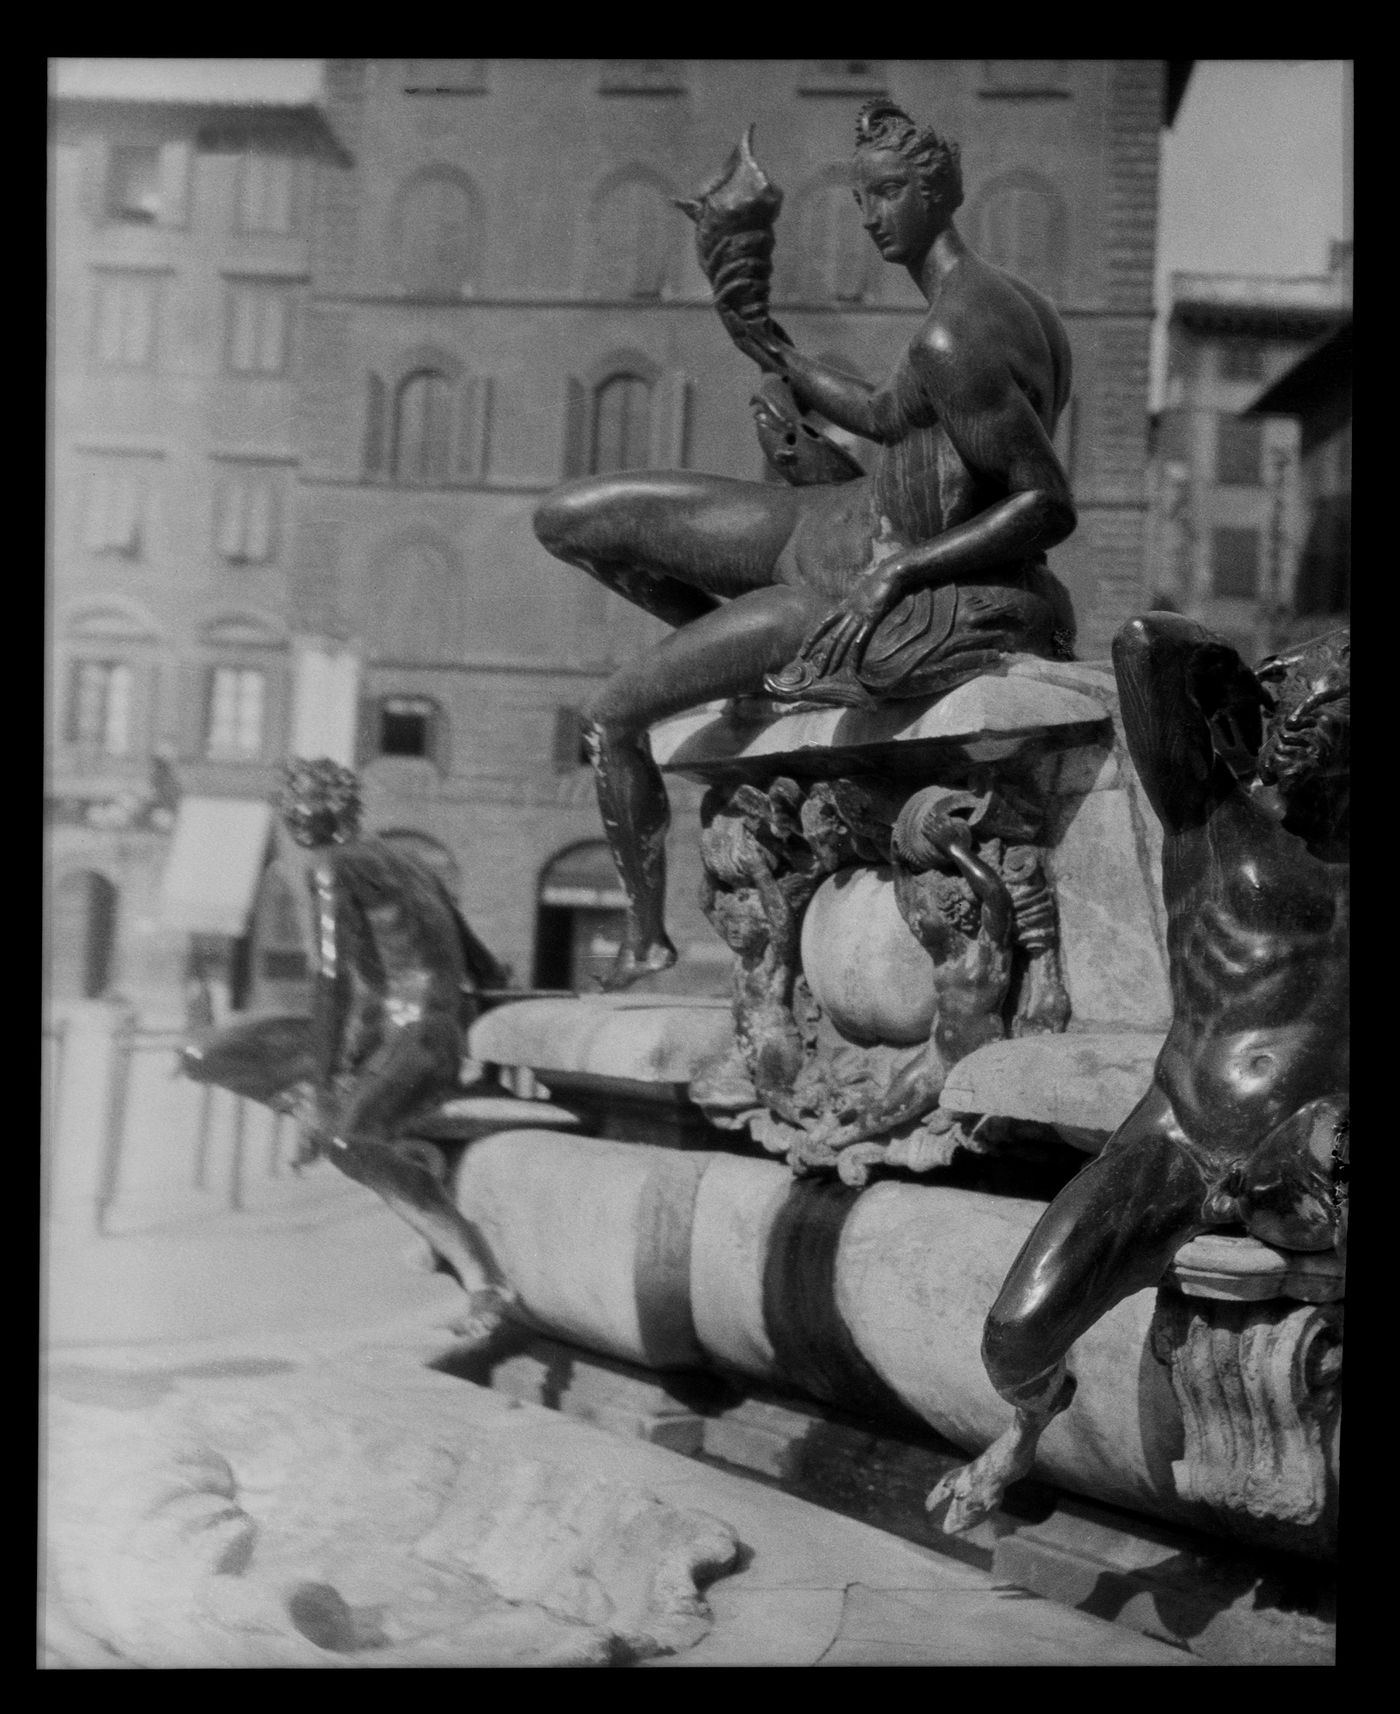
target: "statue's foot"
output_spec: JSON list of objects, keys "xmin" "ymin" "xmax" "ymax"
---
[
  {"xmin": 925, "ymin": 1432, "xmax": 1039, "ymax": 1536},
  {"xmin": 449, "ymin": 1284, "xmax": 519, "ymax": 1347},
  {"xmin": 597, "ymin": 936, "xmax": 677, "ymax": 992},
  {"xmin": 1012, "ymin": 979, "xmax": 1071, "ymax": 1038}
]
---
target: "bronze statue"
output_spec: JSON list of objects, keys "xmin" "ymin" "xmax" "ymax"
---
[
  {"xmin": 533, "ymin": 104, "xmax": 1077, "ymax": 989},
  {"xmin": 927, "ymin": 617, "xmax": 1349, "ymax": 1534},
  {"xmin": 180, "ymin": 759, "xmax": 516, "ymax": 1336}
]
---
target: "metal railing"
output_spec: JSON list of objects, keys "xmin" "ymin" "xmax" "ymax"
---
[{"xmin": 48, "ymin": 1009, "xmax": 306, "ymax": 1235}]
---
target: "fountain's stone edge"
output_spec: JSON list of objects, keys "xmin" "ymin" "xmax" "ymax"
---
[{"xmin": 44, "ymin": 1361, "xmax": 741, "ymax": 1668}]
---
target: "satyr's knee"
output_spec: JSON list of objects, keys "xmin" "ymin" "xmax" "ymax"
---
[
  {"xmin": 981, "ymin": 1299, "xmax": 1053, "ymax": 1399},
  {"xmin": 533, "ymin": 478, "xmax": 609, "ymax": 559},
  {"xmin": 581, "ymin": 690, "xmax": 650, "ymax": 751}
]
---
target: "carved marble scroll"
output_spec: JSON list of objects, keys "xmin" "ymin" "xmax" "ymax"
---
[{"xmin": 1150, "ymin": 1293, "xmax": 1342, "ymax": 1551}]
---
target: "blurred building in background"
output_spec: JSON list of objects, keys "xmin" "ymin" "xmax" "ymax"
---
[
  {"xmin": 50, "ymin": 58, "xmax": 1190, "ymax": 1015},
  {"xmin": 1144, "ymin": 253, "xmax": 1350, "ymax": 659},
  {"xmin": 50, "ymin": 60, "xmax": 342, "ymax": 1015},
  {"xmin": 1244, "ymin": 301, "xmax": 1351, "ymax": 649}
]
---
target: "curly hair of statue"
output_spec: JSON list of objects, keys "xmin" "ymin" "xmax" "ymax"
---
[{"xmin": 853, "ymin": 99, "xmax": 963, "ymax": 215}]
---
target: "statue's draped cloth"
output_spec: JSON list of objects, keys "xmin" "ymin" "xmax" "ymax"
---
[{"xmin": 768, "ymin": 556, "xmax": 1073, "ymax": 710}]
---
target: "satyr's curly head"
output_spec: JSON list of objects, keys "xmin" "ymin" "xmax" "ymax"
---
[
  {"xmin": 854, "ymin": 100, "xmax": 963, "ymax": 219},
  {"xmin": 276, "ymin": 757, "xmax": 362, "ymax": 848},
  {"xmin": 1254, "ymin": 628, "xmax": 1350, "ymax": 802}
]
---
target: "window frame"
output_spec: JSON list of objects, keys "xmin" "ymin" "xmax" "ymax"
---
[
  {"xmin": 966, "ymin": 170, "xmax": 1069, "ymax": 299},
  {"xmin": 104, "ymin": 143, "xmax": 162, "ymax": 224},
  {"xmin": 235, "ymin": 145, "xmax": 302, "ymax": 236},
  {"xmin": 390, "ymin": 368, "xmax": 455, "ymax": 487},
  {"xmin": 375, "ymin": 694, "xmax": 441, "ymax": 763},
  {"xmin": 588, "ymin": 371, "xmax": 654, "ymax": 476},
  {"xmin": 65, "ymin": 658, "xmax": 135, "ymax": 757},
  {"xmin": 91, "ymin": 270, "xmax": 164, "ymax": 372},
  {"xmin": 202, "ymin": 663, "xmax": 268, "ymax": 762},
  {"xmin": 390, "ymin": 167, "xmax": 481, "ymax": 300},
  {"xmin": 781, "ymin": 170, "xmax": 880, "ymax": 305},
  {"xmin": 80, "ymin": 459, "xmax": 152, "ymax": 560},
  {"xmin": 212, "ymin": 462, "xmax": 282, "ymax": 564},
  {"xmin": 223, "ymin": 277, "xmax": 296, "ymax": 378},
  {"xmin": 589, "ymin": 168, "xmax": 679, "ymax": 301}
]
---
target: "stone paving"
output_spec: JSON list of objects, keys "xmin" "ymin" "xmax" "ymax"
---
[{"xmin": 42, "ymin": 1171, "xmax": 1194, "ymax": 1668}]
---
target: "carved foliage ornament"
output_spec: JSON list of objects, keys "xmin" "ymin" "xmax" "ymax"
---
[{"xmin": 693, "ymin": 765, "xmax": 1069, "ymax": 1182}]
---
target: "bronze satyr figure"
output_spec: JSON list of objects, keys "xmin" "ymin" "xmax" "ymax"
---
[
  {"xmin": 927, "ymin": 617, "xmax": 1349, "ymax": 1534},
  {"xmin": 180, "ymin": 758, "xmax": 514, "ymax": 1335},
  {"xmin": 533, "ymin": 104, "xmax": 1077, "ymax": 990}
]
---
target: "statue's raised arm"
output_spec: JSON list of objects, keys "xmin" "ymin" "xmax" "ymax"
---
[{"xmin": 532, "ymin": 101, "xmax": 1078, "ymax": 990}]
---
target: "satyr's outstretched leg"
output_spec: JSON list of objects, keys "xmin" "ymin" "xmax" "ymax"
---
[
  {"xmin": 927, "ymin": 1084, "xmax": 1211, "ymax": 1533},
  {"xmin": 181, "ymin": 1014, "xmax": 315, "ymax": 1108},
  {"xmin": 327, "ymin": 1022, "xmax": 516, "ymax": 1335}
]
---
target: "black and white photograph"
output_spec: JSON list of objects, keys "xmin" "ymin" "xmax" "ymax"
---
[{"xmin": 44, "ymin": 58, "xmax": 1349, "ymax": 1667}]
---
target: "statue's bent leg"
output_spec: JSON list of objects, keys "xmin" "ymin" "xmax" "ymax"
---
[
  {"xmin": 533, "ymin": 472, "xmax": 805, "ymax": 615},
  {"xmin": 584, "ymin": 583, "xmax": 829, "ymax": 990},
  {"xmin": 180, "ymin": 1014, "xmax": 313, "ymax": 1108},
  {"xmin": 327, "ymin": 1023, "xmax": 513, "ymax": 1325},
  {"xmin": 928, "ymin": 1083, "xmax": 1209, "ymax": 1534}
]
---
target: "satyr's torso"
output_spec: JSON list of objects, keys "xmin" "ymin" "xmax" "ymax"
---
[
  {"xmin": 311, "ymin": 841, "xmax": 466, "ymax": 1037},
  {"xmin": 1157, "ymin": 790, "xmax": 1349, "ymax": 1158}
]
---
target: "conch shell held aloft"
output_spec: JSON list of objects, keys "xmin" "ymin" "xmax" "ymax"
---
[{"xmin": 676, "ymin": 126, "xmax": 792, "ymax": 350}]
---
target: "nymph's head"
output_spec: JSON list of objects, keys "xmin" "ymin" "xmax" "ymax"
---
[
  {"xmin": 852, "ymin": 100, "xmax": 963, "ymax": 266},
  {"xmin": 276, "ymin": 757, "xmax": 362, "ymax": 849},
  {"xmin": 1254, "ymin": 628, "xmax": 1350, "ymax": 807}
]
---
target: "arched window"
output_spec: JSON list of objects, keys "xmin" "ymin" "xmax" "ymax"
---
[
  {"xmin": 51, "ymin": 870, "xmax": 119, "ymax": 1000},
  {"xmin": 196, "ymin": 611, "xmax": 284, "ymax": 764},
  {"xmin": 391, "ymin": 169, "xmax": 479, "ymax": 298},
  {"xmin": 60, "ymin": 604, "xmax": 159, "ymax": 762},
  {"xmin": 65, "ymin": 660, "xmax": 133, "ymax": 755},
  {"xmin": 590, "ymin": 373, "xmax": 653, "ymax": 474},
  {"xmin": 392, "ymin": 369, "xmax": 454, "ymax": 484},
  {"xmin": 364, "ymin": 536, "xmax": 469, "ymax": 664},
  {"xmin": 364, "ymin": 347, "xmax": 489, "ymax": 485},
  {"xmin": 779, "ymin": 174, "xmax": 877, "ymax": 304},
  {"xmin": 534, "ymin": 842, "xmax": 628, "ymax": 990},
  {"xmin": 968, "ymin": 172, "xmax": 1067, "ymax": 299},
  {"xmin": 591, "ymin": 172, "xmax": 676, "ymax": 299}
]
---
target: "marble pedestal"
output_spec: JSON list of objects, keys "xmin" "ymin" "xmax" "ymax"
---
[{"xmin": 461, "ymin": 659, "xmax": 1341, "ymax": 1566}]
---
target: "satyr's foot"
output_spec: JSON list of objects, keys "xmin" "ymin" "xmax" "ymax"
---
[
  {"xmin": 449, "ymin": 1284, "xmax": 519, "ymax": 1347},
  {"xmin": 925, "ymin": 1429, "xmax": 1040, "ymax": 1535},
  {"xmin": 1012, "ymin": 967, "xmax": 1071, "ymax": 1038},
  {"xmin": 597, "ymin": 936, "xmax": 677, "ymax": 992}
]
